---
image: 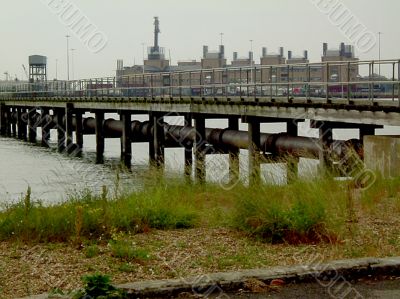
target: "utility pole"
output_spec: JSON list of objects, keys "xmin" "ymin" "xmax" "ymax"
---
[
  {"xmin": 66, "ymin": 35, "xmax": 70, "ymax": 81},
  {"xmin": 71, "ymin": 49, "xmax": 76, "ymax": 81},
  {"xmin": 250, "ymin": 39, "xmax": 254, "ymax": 83},
  {"xmin": 142, "ymin": 42, "xmax": 145, "ymax": 74},
  {"xmin": 378, "ymin": 31, "xmax": 382, "ymax": 77}
]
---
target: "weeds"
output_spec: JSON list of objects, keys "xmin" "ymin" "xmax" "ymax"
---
[
  {"xmin": 73, "ymin": 273, "xmax": 126, "ymax": 299},
  {"xmin": 0, "ymin": 173, "xmax": 397, "ymax": 245}
]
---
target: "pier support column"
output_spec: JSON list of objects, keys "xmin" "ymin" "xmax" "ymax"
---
[
  {"xmin": 0, "ymin": 103, "xmax": 6, "ymax": 136},
  {"xmin": 194, "ymin": 115, "xmax": 206, "ymax": 184},
  {"xmin": 75, "ymin": 110, "xmax": 84, "ymax": 156},
  {"xmin": 151, "ymin": 113, "xmax": 165, "ymax": 169},
  {"xmin": 6, "ymin": 108, "xmax": 12, "ymax": 137},
  {"xmin": 28, "ymin": 108, "xmax": 37, "ymax": 143},
  {"xmin": 286, "ymin": 121, "xmax": 299, "ymax": 183},
  {"xmin": 95, "ymin": 111, "xmax": 105, "ymax": 164},
  {"xmin": 360, "ymin": 126, "xmax": 376, "ymax": 141},
  {"xmin": 41, "ymin": 108, "xmax": 50, "ymax": 147},
  {"xmin": 65, "ymin": 104, "xmax": 74, "ymax": 154},
  {"xmin": 11, "ymin": 108, "xmax": 16, "ymax": 137},
  {"xmin": 248, "ymin": 119, "xmax": 261, "ymax": 186},
  {"xmin": 319, "ymin": 124, "xmax": 333, "ymax": 174},
  {"xmin": 228, "ymin": 117, "xmax": 240, "ymax": 185},
  {"xmin": 120, "ymin": 111, "xmax": 132, "ymax": 169},
  {"xmin": 21, "ymin": 108, "xmax": 28, "ymax": 141},
  {"xmin": 184, "ymin": 114, "xmax": 193, "ymax": 181},
  {"xmin": 16, "ymin": 108, "xmax": 22, "ymax": 139},
  {"xmin": 56, "ymin": 108, "xmax": 66, "ymax": 153}
]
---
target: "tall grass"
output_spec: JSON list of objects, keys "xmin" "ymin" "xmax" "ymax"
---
[
  {"xmin": 0, "ymin": 172, "xmax": 383, "ymax": 244},
  {"xmin": 230, "ymin": 178, "xmax": 348, "ymax": 243},
  {"xmin": 0, "ymin": 177, "xmax": 201, "ymax": 242}
]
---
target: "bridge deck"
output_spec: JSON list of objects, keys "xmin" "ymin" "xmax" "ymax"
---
[{"xmin": 2, "ymin": 96, "xmax": 399, "ymax": 126}]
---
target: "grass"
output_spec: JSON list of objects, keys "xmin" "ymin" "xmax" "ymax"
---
[{"xmin": 0, "ymin": 171, "xmax": 398, "ymax": 247}]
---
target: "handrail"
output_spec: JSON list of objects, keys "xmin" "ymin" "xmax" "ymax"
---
[{"xmin": 0, "ymin": 59, "xmax": 398, "ymax": 101}]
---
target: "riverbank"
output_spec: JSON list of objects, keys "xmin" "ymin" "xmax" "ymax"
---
[{"xmin": 0, "ymin": 176, "xmax": 399, "ymax": 298}]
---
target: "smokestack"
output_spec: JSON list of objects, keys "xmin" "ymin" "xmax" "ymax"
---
[
  {"xmin": 288, "ymin": 51, "xmax": 292, "ymax": 60},
  {"xmin": 340, "ymin": 42, "xmax": 345, "ymax": 56},
  {"xmin": 219, "ymin": 45, "xmax": 225, "ymax": 58},
  {"xmin": 203, "ymin": 46, "xmax": 208, "ymax": 58},
  {"xmin": 323, "ymin": 43, "xmax": 328, "ymax": 56},
  {"xmin": 303, "ymin": 50, "xmax": 308, "ymax": 60},
  {"xmin": 233, "ymin": 52, "xmax": 238, "ymax": 61},
  {"xmin": 262, "ymin": 47, "xmax": 267, "ymax": 57},
  {"xmin": 279, "ymin": 47, "xmax": 284, "ymax": 57},
  {"xmin": 249, "ymin": 51, "xmax": 254, "ymax": 62}
]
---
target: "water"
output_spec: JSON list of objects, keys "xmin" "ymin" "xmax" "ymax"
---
[{"xmin": 0, "ymin": 113, "xmax": 399, "ymax": 205}]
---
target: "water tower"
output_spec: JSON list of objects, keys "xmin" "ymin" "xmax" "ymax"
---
[{"xmin": 28, "ymin": 55, "xmax": 47, "ymax": 83}]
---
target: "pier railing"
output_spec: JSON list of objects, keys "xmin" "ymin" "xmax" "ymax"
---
[{"xmin": 0, "ymin": 59, "xmax": 399, "ymax": 102}]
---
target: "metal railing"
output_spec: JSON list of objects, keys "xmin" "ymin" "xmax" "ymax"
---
[{"xmin": 0, "ymin": 59, "xmax": 399, "ymax": 103}]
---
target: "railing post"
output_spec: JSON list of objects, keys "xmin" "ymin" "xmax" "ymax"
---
[
  {"xmin": 269, "ymin": 66, "xmax": 273, "ymax": 99},
  {"xmin": 287, "ymin": 65, "xmax": 290, "ymax": 100},
  {"xmin": 347, "ymin": 62, "xmax": 351, "ymax": 100},
  {"xmin": 371, "ymin": 61, "xmax": 375, "ymax": 101},
  {"xmin": 392, "ymin": 62, "xmax": 395, "ymax": 101},
  {"xmin": 325, "ymin": 62, "xmax": 329, "ymax": 100},
  {"xmin": 239, "ymin": 68, "xmax": 242, "ymax": 96},
  {"xmin": 306, "ymin": 64, "xmax": 311, "ymax": 100},
  {"xmin": 398, "ymin": 60, "xmax": 400, "ymax": 106}
]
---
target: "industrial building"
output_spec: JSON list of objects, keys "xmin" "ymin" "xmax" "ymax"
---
[{"xmin": 115, "ymin": 17, "xmax": 361, "ymax": 91}]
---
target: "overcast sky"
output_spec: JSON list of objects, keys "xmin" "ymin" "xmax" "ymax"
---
[{"xmin": 0, "ymin": 0, "xmax": 398, "ymax": 80}]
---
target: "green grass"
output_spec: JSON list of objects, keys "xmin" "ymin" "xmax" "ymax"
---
[
  {"xmin": 0, "ymin": 172, "xmax": 397, "ymax": 245},
  {"xmin": 229, "ymin": 178, "xmax": 348, "ymax": 243},
  {"xmin": 0, "ymin": 178, "xmax": 201, "ymax": 242}
]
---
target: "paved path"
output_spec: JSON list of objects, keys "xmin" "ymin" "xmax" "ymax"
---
[{"xmin": 225, "ymin": 277, "xmax": 400, "ymax": 299}]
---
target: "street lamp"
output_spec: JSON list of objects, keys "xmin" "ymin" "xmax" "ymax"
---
[
  {"xmin": 70, "ymin": 49, "xmax": 76, "ymax": 81},
  {"xmin": 249, "ymin": 39, "xmax": 254, "ymax": 83},
  {"xmin": 378, "ymin": 31, "xmax": 383, "ymax": 77},
  {"xmin": 141, "ymin": 42, "xmax": 146, "ymax": 74},
  {"xmin": 65, "ymin": 35, "xmax": 70, "ymax": 81}
]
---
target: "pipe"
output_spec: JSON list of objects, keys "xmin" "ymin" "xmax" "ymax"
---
[{"xmin": 9, "ymin": 111, "xmax": 361, "ymax": 160}]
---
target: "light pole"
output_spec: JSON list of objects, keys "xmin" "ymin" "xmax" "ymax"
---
[
  {"xmin": 378, "ymin": 31, "xmax": 382, "ymax": 77},
  {"xmin": 249, "ymin": 39, "xmax": 254, "ymax": 83},
  {"xmin": 141, "ymin": 42, "xmax": 145, "ymax": 74},
  {"xmin": 70, "ymin": 49, "xmax": 76, "ymax": 81},
  {"xmin": 65, "ymin": 35, "xmax": 70, "ymax": 81}
]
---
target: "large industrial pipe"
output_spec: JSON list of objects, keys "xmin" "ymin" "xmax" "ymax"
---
[{"xmin": 10, "ymin": 111, "xmax": 360, "ymax": 160}]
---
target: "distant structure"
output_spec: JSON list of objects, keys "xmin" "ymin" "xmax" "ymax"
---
[
  {"xmin": 286, "ymin": 50, "xmax": 309, "ymax": 64},
  {"xmin": 321, "ymin": 42, "xmax": 359, "ymax": 82},
  {"xmin": 29, "ymin": 55, "xmax": 47, "ymax": 83},
  {"xmin": 144, "ymin": 17, "xmax": 170, "ymax": 71},
  {"xmin": 115, "ymin": 19, "xmax": 361, "ymax": 85},
  {"xmin": 201, "ymin": 45, "xmax": 227, "ymax": 69},
  {"xmin": 231, "ymin": 51, "xmax": 254, "ymax": 67},
  {"xmin": 260, "ymin": 47, "xmax": 286, "ymax": 65}
]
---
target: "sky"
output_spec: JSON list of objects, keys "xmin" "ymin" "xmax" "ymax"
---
[{"xmin": 0, "ymin": 0, "xmax": 398, "ymax": 80}]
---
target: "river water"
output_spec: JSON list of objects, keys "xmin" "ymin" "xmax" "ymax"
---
[{"xmin": 0, "ymin": 113, "xmax": 399, "ymax": 205}]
